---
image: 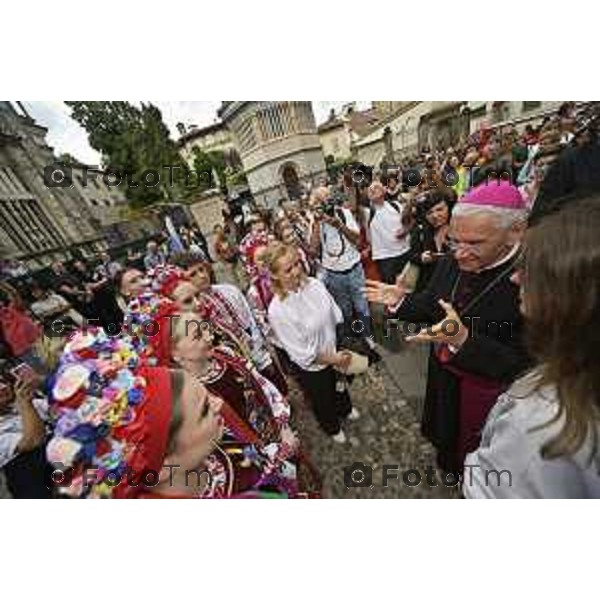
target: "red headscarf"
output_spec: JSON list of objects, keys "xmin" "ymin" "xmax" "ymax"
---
[
  {"xmin": 159, "ymin": 270, "xmax": 190, "ymax": 298},
  {"xmin": 112, "ymin": 365, "xmax": 173, "ymax": 498}
]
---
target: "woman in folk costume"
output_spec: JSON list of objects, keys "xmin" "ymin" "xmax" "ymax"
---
[
  {"xmin": 366, "ymin": 180, "xmax": 531, "ymax": 473},
  {"xmin": 45, "ymin": 328, "xmax": 225, "ymax": 498},
  {"xmin": 162, "ymin": 262, "xmax": 288, "ymax": 395},
  {"xmin": 239, "ymin": 231, "xmax": 277, "ymax": 341},
  {"xmin": 125, "ymin": 297, "xmax": 321, "ymax": 497},
  {"xmin": 114, "ymin": 267, "xmax": 152, "ymax": 313}
]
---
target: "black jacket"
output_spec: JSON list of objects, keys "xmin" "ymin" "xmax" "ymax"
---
[{"xmin": 391, "ymin": 255, "xmax": 531, "ymax": 471}]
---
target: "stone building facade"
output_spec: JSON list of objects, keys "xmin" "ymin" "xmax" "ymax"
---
[
  {"xmin": 318, "ymin": 113, "xmax": 353, "ymax": 162},
  {"xmin": 353, "ymin": 101, "xmax": 427, "ymax": 164},
  {"xmin": 177, "ymin": 121, "xmax": 236, "ymax": 166},
  {"xmin": 352, "ymin": 101, "xmax": 568, "ymax": 166},
  {"xmin": 466, "ymin": 101, "xmax": 564, "ymax": 134},
  {"xmin": 188, "ymin": 189, "xmax": 227, "ymax": 237},
  {"xmin": 0, "ymin": 102, "xmax": 155, "ymax": 269},
  {"xmin": 219, "ymin": 101, "xmax": 326, "ymax": 207},
  {"xmin": 69, "ymin": 163, "xmax": 129, "ymax": 229},
  {"xmin": 0, "ymin": 102, "xmax": 105, "ymax": 268}
]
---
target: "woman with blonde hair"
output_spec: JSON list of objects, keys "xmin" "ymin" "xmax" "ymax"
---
[
  {"xmin": 264, "ymin": 242, "xmax": 359, "ymax": 443},
  {"xmin": 464, "ymin": 197, "xmax": 600, "ymax": 498}
]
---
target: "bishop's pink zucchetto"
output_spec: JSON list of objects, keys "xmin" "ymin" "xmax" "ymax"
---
[{"xmin": 459, "ymin": 179, "xmax": 527, "ymax": 210}]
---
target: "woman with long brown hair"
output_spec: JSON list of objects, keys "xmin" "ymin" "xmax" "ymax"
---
[{"xmin": 464, "ymin": 197, "xmax": 600, "ymax": 498}]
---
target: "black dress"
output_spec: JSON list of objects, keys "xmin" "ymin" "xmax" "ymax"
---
[
  {"xmin": 391, "ymin": 254, "xmax": 531, "ymax": 472},
  {"xmin": 407, "ymin": 222, "xmax": 449, "ymax": 292}
]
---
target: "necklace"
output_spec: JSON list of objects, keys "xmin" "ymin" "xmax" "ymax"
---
[
  {"xmin": 450, "ymin": 253, "xmax": 520, "ymax": 317},
  {"xmin": 197, "ymin": 288, "xmax": 252, "ymax": 360}
]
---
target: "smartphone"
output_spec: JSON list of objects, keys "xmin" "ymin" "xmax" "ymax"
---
[{"xmin": 9, "ymin": 362, "xmax": 36, "ymax": 384}]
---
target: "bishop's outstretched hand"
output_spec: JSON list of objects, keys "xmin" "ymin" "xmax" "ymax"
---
[{"xmin": 363, "ymin": 279, "xmax": 407, "ymax": 308}]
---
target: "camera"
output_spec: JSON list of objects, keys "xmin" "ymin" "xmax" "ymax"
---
[
  {"xmin": 43, "ymin": 164, "xmax": 73, "ymax": 188},
  {"xmin": 46, "ymin": 462, "xmax": 73, "ymax": 490},
  {"xmin": 316, "ymin": 191, "xmax": 345, "ymax": 219},
  {"xmin": 344, "ymin": 462, "xmax": 373, "ymax": 488},
  {"xmin": 320, "ymin": 202, "xmax": 338, "ymax": 218}
]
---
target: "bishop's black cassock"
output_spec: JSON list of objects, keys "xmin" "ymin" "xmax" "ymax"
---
[{"xmin": 391, "ymin": 251, "xmax": 531, "ymax": 473}]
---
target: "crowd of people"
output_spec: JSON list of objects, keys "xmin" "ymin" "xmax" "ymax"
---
[{"xmin": 1, "ymin": 101, "xmax": 599, "ymax": 498}]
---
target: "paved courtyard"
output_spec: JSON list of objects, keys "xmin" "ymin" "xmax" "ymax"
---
[{"xmin": 291, "ymin": 340, "xmax": 458, "ymax": 499}]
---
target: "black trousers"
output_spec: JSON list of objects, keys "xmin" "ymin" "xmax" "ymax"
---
[
  {"xmin": 259, "ymin": 362, "xmax": 289, "ymax": 396},
  {"xmin": 297, "ymin": 366, "xmax": 352, "ymax": 435},
  {"xmin": 3, "ymin": 445, "xmax": 53, "ymax": 499},
  {"xmin": 375, "ymin": 252, "xmax": 411, "ymax": 284}
]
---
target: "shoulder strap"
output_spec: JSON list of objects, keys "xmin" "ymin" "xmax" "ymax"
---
[
  {"xmin": 369, "ymin": 199, "xmax": 401, "ymax": 226},
  {"xmin": 368, "ymin": 206, "xmax": 376, "ymax": 226},
  {"xmin": 385, "ymin": 198, "xmax": 402, "ymax": 214},
  {"xmin": 335, "ymin": 207, "xmax": 347, "ymax": 225}
]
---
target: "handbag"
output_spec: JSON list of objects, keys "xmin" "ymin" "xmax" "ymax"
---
[{"xmin": 334, "ymin": 350, "xmax": 369, "ymax": 375}]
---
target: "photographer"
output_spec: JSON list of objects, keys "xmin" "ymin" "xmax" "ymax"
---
[
  {"xmin": 365, "ymin": 181, "xmax": 411, "ymax": 284},
  {"xmin": 309, "ymin": 186, "xmax": 372, "ymax": 338},
  {"xmin": 0, "ymin": 368, "xmax": 51, "ymax": 498},
  {"xmin": 407, "ymin": 192, "xmax": 453, "ymax": 291}
]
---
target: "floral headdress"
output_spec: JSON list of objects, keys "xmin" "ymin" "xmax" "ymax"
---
[
  {"xmin": 124, "ymin": 292, "xmax": 179, "ymax": 367},
  {"xmin": 147, "ymin": 264, "xmax": 186, "ymax": 295},
  {"xmin": 46, "ymin": 327, "xmax": 172, "ymax": 498},
  {"xmin": 239, "ymin": 231, "xmax": 269, "ymax": 280}
]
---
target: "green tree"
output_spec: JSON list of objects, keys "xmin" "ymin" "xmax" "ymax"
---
[
  {"xmin": 66, "ymin": 101, "xmax": 199, "ymax": 208},
  {"xmin": 56, "ymin": 152, "xmax": 79, "ymax": 166},
  {"xmin": 190, "ymin": 148, "xmax": 217, "ymax": 192},
  {"xmin": 207, "ymin": 150, "xmax": 227, "ymax": 188}
]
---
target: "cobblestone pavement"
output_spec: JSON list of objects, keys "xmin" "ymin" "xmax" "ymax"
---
[{"xmin": 290, "ymin": 343, "xmax": 459, "ymax": 499}]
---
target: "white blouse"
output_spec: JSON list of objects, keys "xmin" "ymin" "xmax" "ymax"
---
[
  {"xmin": 464, "ymin": 371, "xmax": 600, "ymax": 499},
  {"xmin": 0, "ymin": 396, "xmax": 48, "ymax": 469},
  {"xmin": 268, "ymin": 277, "xmax": 343, "ymax": 372}
]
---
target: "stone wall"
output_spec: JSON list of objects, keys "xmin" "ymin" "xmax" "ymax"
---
[{"xmin": 188, "ymin": 190, "xmax": 227, "ymax": 236}]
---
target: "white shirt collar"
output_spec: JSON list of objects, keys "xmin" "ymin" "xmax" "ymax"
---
[{"xmin": 480, "ymin": 243, "xmax": 521, "ymax": 272}]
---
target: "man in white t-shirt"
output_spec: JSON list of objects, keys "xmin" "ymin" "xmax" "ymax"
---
[
  {"xmin": 309, "ymin": 187, "xmax": 371, "ymax": 336},
  {"xmin": 365, "ymin": 181, "xmax": 411, "ymax": 283}
]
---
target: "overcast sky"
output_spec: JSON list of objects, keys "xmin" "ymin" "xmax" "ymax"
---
[{"xmin": 19, "ymin": 101, "xmax": 371, "ymax": 166}]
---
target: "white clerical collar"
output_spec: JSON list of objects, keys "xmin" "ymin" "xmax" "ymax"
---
[{"xmin": 480, "ymin": 243, "xmax": 521, "ymax": 272}]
